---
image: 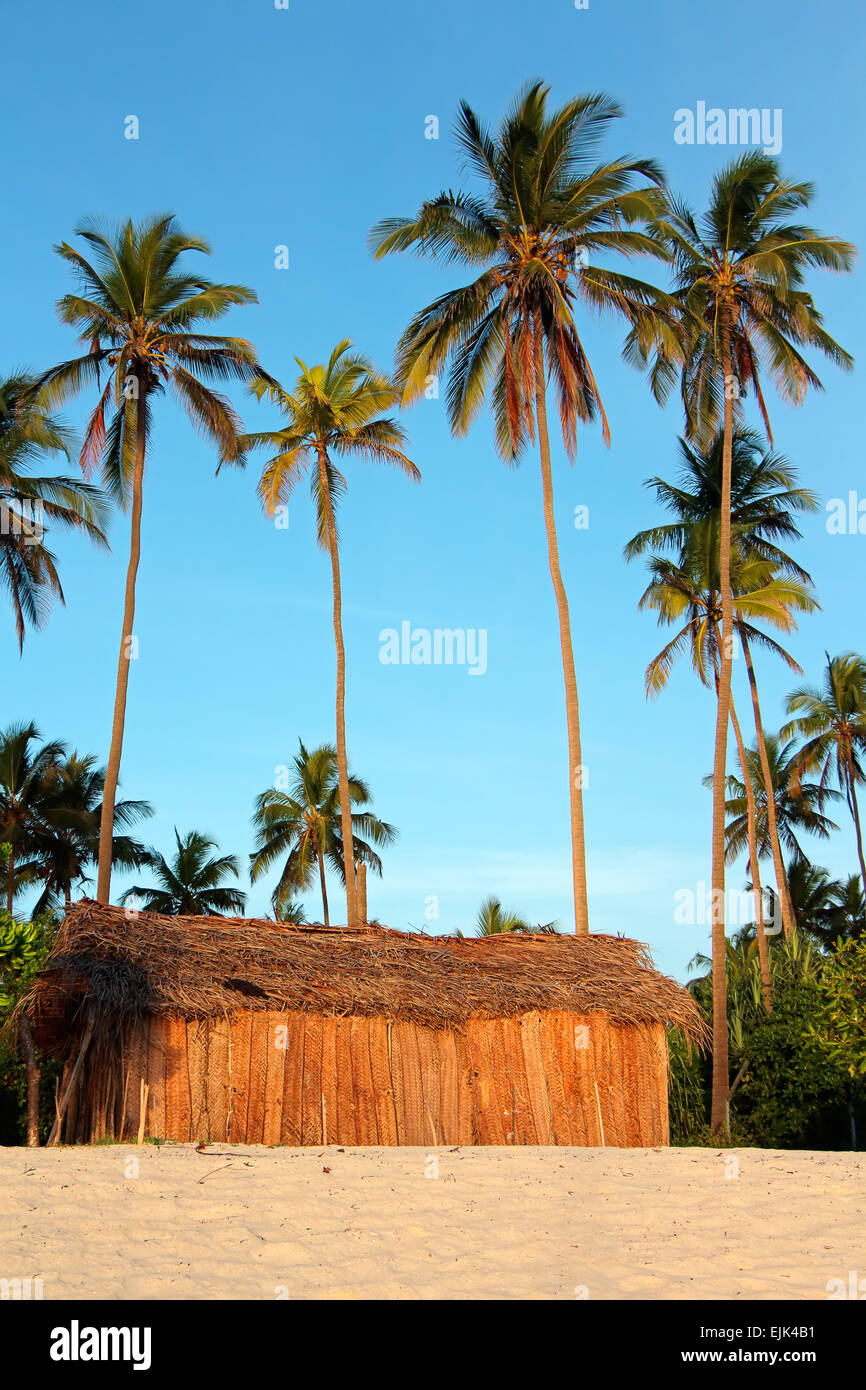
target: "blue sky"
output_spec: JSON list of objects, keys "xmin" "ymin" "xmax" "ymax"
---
[{"xmin": 3, "ymin": 0, "xmax": 864, "ymax": 980}]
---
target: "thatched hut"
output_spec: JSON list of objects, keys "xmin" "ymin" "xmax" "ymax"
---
[{"xmin": 21, "ymin": 900, "xmax": 705, "ymax": 1147}]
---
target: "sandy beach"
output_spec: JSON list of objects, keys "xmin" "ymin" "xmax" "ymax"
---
[{"xmin": 2, "ymin": 1144, "xmax": 863, "ymax": 1301}]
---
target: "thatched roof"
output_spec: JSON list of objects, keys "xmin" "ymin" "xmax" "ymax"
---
[{"xmin": 24, "ymin": 899, "xmax": 706, "ymax": 1050}]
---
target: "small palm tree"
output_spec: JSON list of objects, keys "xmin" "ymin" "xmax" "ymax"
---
[
  {"xmin": 719, "ymin": 735, "xmax": 840, "ymax": 864},
  {"xmin": 121, "ymin": 828, "xmax": 246, "ymax": 916},
  {"xmin": 627, "ymin": 426, "xmax": 818, "ymax": 944},
  {"xmin": 370, "ymin": 81, "xmax": 671, "ymax": 935},
  {"xmin": 238, "ymin": 345, "xmax": 417, "ymax": 925},
  {"xmin": 0, "ymin": 721, "xmax": 90, "ymax": 913},
  {"xmin": 783, "ymin": 653, "xmax": 866, "ymax": 902},
  {"xmin": 631, "ymin": 152, "xmax": 854, "ymax": 1131},
  {"xmin": 640, "ymin": 532, "xmax": 814, "ymax": 1006},
  {"xmin": 39, "ymin": 214, "xmax": 264, "ymax": 905},
  {"xmin": 1, "ymin": 372, "xmax": 107, "ymax": 650},
  {"xmin": 27, "ymin": 751, "xmax": 153, "ymax": 912},
  {"xmin": 250, "ymin": 740, "xmax": 396, "ymax": 924},
  {"xmin": 474, "ymin": 896, "xmax": 530, "ymax": 936}
]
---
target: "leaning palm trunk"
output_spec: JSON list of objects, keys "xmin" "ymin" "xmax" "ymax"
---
[
  {"xmin": 729, "ymin": 700, "xmax": 772, "ymax": 1011},
  {"xmin": 533, "ymin": 313, "xmax": 589, "ymax": 936},
  {"xmin": 96, "ymin": 390, "xmax": 147, "ymax": 903},
  {"xmin": 740, "ymin": 633, "xmax": 795, "ymax": 940},
  {"xmin": 318, "ymin": 449, "xmax": 358, "ymax": 927},
  {"xmin": 844, "ymin": 744, "xmax": 866, "ymax": 905},
  {"xmin": 709, "ymin": 336, "xmax": 735, "ymax": 1134}
]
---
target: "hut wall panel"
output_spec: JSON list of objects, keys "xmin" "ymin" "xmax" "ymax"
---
[
  {"xmin": 299, "ymin": 1014, "xmax": 323, "ymax": 1145},
  {"xmin": 497, "ymin": 1018, "xmax": 532, "ymax": 1144},
  {"xmin": 603, "ymin": 1023, "xmax": 626, "ymax": 1147},
  {"xmin": 435, "ymin": 1029, "xmax": 462, "ymax": 1145},
  {"xmin": 573, "ymin": 1012, "xmax": 602, "ymax": 1145},
  {"xmin": 186, "ymin": 1020, "xmax": 209, "ymax": 1141},
  {"xmin": 393, "ymin": 1023, "xmax": 429, "ymax": 1145},
  {"xmin": 465, "ymin": 1021, "xmax": 508, "ymax": 1145},
  {"xmin": 549, "ymin": 1011, "xmax": 582, "ymax": 1145},
  {"xmin": 122, "ymin": 1022, "xmax": 149, "ymax": 1143},
  {"xmin": 460, "ymin": 1031, "xmax": 478, "ymax": 1144},
  {"xmin": 368, "ymin": 1019, "xmax": 399, "ymax": 1146},
  {"xmin": 518, "ymin": 1013, "xmax": 556, "ymax": 1144},
  {"xmin": 226, "ymin": 1013, "xmax": 252, "ymax": 1145},
  {"xmin": 262, "ymin": 1010, "xmax": 288, "ymax": 1145},
  {"xmin": 348, "ymin": 1016, "xmax": 378, "ymax": 1144},
  {"xmin": 334, "ymin": 1018, "xmax": 358, "ymax": 1145},
  {"xmin": 245, "ymin": 1012, "xmax": 271, "ymax": 1144},
  {"xmin": 414, "ymin": 1026, "xmax": 442, "ymax": 1147},
  {"xmin": 655, "ymin": 1025, "xmax": 670, "ymax": 1145},
  {"xmin": 164, "ymin": 1016, "xmax": 192, "ymax": 1142},
  {"xmin": 318, "ymin": 1017, "xmax": 340, "ymax": 1147},
  {"xmin": 538, "ymin": 1014, "xmax": 573, "ymax": 1146},
  {"xmin": 204, "ymin": 1016, "xmax": 231, "ymax": 1142},
  {"xmin": 145, "ymin": 1016, "xmax": 167, "ymax": 1140}
]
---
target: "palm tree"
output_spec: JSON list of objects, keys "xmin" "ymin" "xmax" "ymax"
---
[
  {"xmin": 475, "ymin": 896, "xmax": 531, "ymax": 935},
  {"xmin": 629, "ymin": 429, "xmax": 820, "ymax": 945},
  {"xmin": 39, "ymin": 214, "xmax": 264, "ymax": 905},
  {"xmin": 370, "ymin": 82, "xmax": 671, "ymax": 934},
  {"xmin": 0, "ymin": 721, "xmax": 90, "ymax": 913},
  {"xmin": 120, "ymin": 828, "xmax": 246, "ymax": 916},
  {"xmin": 639, "ymin": 535, "xmax": 813, "ymax": 1006},
  {"xmin": 1, "ymin": 372, "xmax": 107, "ymax": 650},
  {"xmin": 629, "ymin": 154, "xmax": 854, "ymax": 1129},
  {"xmin": 250, "ymin": 740, "xmax": 396, "ymax": 924},
  {"xmin": 473, "ymin": 895, "xmax": 559, "ymax": 936},
  {"xmin": 719, "ymin": 735, "xmax": 840, "ymax": 865},
  {"xmin": 238, "ymin": 345, "xmax": 417, "ymax": 925},
  {"xmin": 26, "ymin": 751, "xmax": 153, "ymax": 912},
  {"xmin": 783, "ymin": 653, "xmax": 866, "ymax": 901}
]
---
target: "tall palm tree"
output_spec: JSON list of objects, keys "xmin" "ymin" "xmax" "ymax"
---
[
  {"xmin": 783, "ymin": 653, "xmax": 866, "ymax": 901},
  {"xmin": 370, "ymin": 82, "xmax": 671, "ymax": 934},
  {"xmin": 26, "ymin": 751, "xmax": 153, "ymax": 912},
  {"xmin": 120, "ymin": 828, "xmax": 246, "ymax": 916},
  {"xmin": 39, "ymin": 214, "xmax": 263, "ymax": 905},
  {"xmin": 719, "ymin": 735, "xmax": 840, "ymax": 865},
  {"xmin": 1, "ymin": 372, "xmax": 107, "ymax": 650},
  {"xmin": 629, "ymin": 153, "xmax": 854, "ymax": 1130},
  {"xmin": 250, "ymin": 740, "xmax": 396, "ymax": 924},
  {"xmin": 238, "ymin": 345, "xmax": 417, "ymax": 925}
]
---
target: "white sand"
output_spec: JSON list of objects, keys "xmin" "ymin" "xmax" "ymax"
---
[{"xmin": 1, "ymin": 1145, "xmax": 863, "ymax": 1300}]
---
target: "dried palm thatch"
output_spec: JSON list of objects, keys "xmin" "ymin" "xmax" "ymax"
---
[{"xmin": 21, "ymin": 898, "xmax": 706, "ymax": 1052}]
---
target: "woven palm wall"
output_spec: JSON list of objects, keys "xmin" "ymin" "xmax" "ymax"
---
[{"xmin": 63, "ymin": 1008, "xmax": 669, "ymax": 1147}]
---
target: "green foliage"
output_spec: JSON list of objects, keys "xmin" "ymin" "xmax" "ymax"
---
[
  {"xmin": 810, "ymin": 937, "xmax": 866, "ymax": 1083},
  {"xmin": 0, "ymin": 906, "xmax": 58, "ymax": 1144}
]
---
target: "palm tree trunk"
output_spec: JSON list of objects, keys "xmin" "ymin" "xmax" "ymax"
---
[
  {"xmin": 357, "ymin": 860, "xmax": 368, "ymax": 922},
  {"xmin": 96, "ymin": 387, "xmax": 147, "ymax": 904},
  {"xmin": 316, "ymin": 845, "xmax": 330, "ymax": 927},
  {"xmin": 6, "ymin": 848, "xmax": 14, "ymax": 914},
  {"xmin": 845, "ymin": 744, "xmax": 866, "ymax": 904},
  {"xmin": 532, "ymin": 309, "xmax": 589, "ymax": 936},
  {"xmin": 729, "ymin": 699, "xmax": 772, "ymax": 1011},
  {"xmin": 741, "ymin": 633, "xmax": 796, "ymax": 940},
  {"xmin": 317, "ymin": 447, "xmax": 358, "ymax": 927},
  {"xmin": 18, "ymin": 1015, "xmax": 40, "ymax": 1146},
  {"xmin": 709, "ymin": 335, "xmax": 734, "ymax": 1134}
]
